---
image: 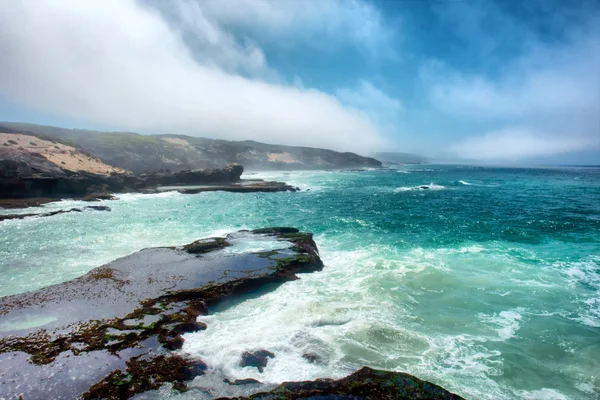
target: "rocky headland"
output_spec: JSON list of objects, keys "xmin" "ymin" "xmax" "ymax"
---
[
  {"xmin": 0, "ymin": 228, "xmax": 463, "ymax": 399},
  {"xmin": 0, "ymin": 144, "xmax": 296, "ymax": 210},
  {"xmin": 0, "ymin": 122, "xmax": 383, "ymax": 172}
]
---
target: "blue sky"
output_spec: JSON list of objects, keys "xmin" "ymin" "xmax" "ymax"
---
[{"xmin": 0, "ymin": 0, "xmax": 599, "ymax": 164}]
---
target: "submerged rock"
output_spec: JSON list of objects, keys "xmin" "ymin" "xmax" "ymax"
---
[
  {"xmin": 0, "ymin": 205, "xmax": 111, "ymax": 221},
  {"xmin": 224, "ymin": 366, "xmax": 464, "ymax": 400},
  {"xmin": 0, "ymin": 228, "xmax": 323, "ymax": 399},
  {"xmin": 224, "ymin": 378, "xmax": 262, "ymax": 386},
  {"xmin": 302, "ymin": 352, "xmax": 322, "ymax": 364},
  {"xmin": 240, "ymin": 350, "xmax": 275, "ymax": 373}
]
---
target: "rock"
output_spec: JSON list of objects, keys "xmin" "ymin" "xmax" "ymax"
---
[
  {"xmin": 0, "ymin": 228, "xmax": 323, "ymax": 399},
  {"xmin": 0, "ymin": 122, "xmax": 383, "ymax": 172},
  {"xmin": 239, "ymin": 350, "xmax": 275, "ymax": 373},
  {"xmin": 302, "ymin": 352, "xmax": 321, "ymax": 363},
  {"xmin": 0, "ymin": 205, "xmax": 110, "ymax": 221},
  {"xmin": 82, "ymin": 193, "xmax": 115, "ymax": 202},
  {"xmin": 140, "ymin": 164, "xmax": 244, "ymax": 187},
  {"xmin": 84, "ymin": 205, "xmax": 111, "ymax": 211},
  {"xmin": 183, "ymin": 237, "xmax": 231, "ymax": 254},
  {"xmin": 0, "ymin": 148, "xmax": 248, "ymax": 202},
  {"xmin": 224, "ymin": 378, "xmax": 262, "ymax": 386},
  {"xmin": 224, "ymin": 366, "xmax": 464, "ymax": 400},
  {"xmin": 252, "ymin": 227, "xmax": 299, "ymax": 235},
  {"xmin": 176, "ymin": 180, "xmax": 297, "ymax": 194}
]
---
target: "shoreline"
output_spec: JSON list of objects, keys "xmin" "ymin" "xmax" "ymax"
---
[{"xmin": 0, "ymin": 227, "xmax": 463, "ymax": 399}]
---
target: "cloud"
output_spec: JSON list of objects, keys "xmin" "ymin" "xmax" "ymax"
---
[
  {"xmin": 423, "ymin": 0, "xmax": 600, "ymax": 161},
  {"xmin": 337, "ymin": 81, "xmax": 403, "ymax": 140},
  {"xmin": 0, "ymin": 0, "xmax": 389, "ymax": 153},
  {"xmin": 159, "ymin": 0, "xmax": 395, "ymax": 57},
  {"xmin": 449, "ymin": 128, "xmax": 597, "ymax": 161},
  {"xmin": 337, "ymin": 81, "xmax": 403, "ymax": 118}
]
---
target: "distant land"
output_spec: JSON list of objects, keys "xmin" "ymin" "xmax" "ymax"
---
[
  {"xmin": 0, "ymin": 122, "xmax": 382, "ymax": 173},
  {"xmin": 373, "ymin": 152, "xmax": 429, "ymax": 165}
]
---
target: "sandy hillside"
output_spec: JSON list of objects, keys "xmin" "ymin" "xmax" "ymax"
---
[
  {"xmin": 268, "ymin": 152, "xmax": 299, "ymax": 163},
  {"xmin": 0, "ymin": 133, "xmax": 126, "ymax": 175}
]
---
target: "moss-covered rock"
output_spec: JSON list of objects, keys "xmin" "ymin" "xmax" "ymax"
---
[
  {"xmin": 0, "ymin": 228, "xmax": 323, "ymax": 399},
  {"xmin": 224, "ymin": 367, "xmax": 464, "ymax": 400}
]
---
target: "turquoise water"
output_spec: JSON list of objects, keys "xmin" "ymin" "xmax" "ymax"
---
[{"xmin": 1, "ymin": 165, "xmax": 599, "ymax": 399}]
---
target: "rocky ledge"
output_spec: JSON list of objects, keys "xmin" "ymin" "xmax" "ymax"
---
[
  {"xmin": 0, "ymin": 228, "xmax": 462, "ymax": 400},
  {"xmin": 0, "ymin": 228, "xmax": 323, "ymax": 399},
  {"xmin": 0, "ymin": 205, "xmax": 111, "ymax": 221},
  {"xmin": 221, "ymin": 366, "xmax": 463, "ymax": 400},
  {"xmin": 0, "ymin": 152, "xmax": 297, "ymax": 208}
]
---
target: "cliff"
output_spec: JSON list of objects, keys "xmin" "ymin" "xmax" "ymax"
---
[{"xmin": 0, "ymin": 122, "xmax": 382, "ymax": 172}]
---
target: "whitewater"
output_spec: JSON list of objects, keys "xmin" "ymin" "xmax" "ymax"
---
[{"xmin": 1, "ymin": 165, "xmax": 599, "ymax": 399}]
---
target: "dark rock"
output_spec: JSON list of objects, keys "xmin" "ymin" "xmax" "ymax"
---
[
  {"xmin": 0, "ymin": 147, "xmax": 247, "ymax": 202},
  {"xmin": 225, "ymin": 366, "xmax": 464, "ymax": 400},
  {"xmin": 169, "ymin": 321, "xmax": 207, "ymax": 335},
  {"xmin": 85, "ymin": 205, "xmax": 111, "ymax": 211},
  {"xmin": 141, "ymin": 164, "xmax": 244, "ymax": 187},
  {"xmin": 252, "ymin": 227, "xmax": 299, "ymax": 235},
  {"xmin": 224, "ymin": 378, "xmax": 262, "ymax": 386},
  {"xmin": 82, "ymin": 193, "xmax": 115, "ymax": 202},
  {"xmin": 302, "ymin": 352, "xmax": 322, "ymax": 363},
  {"xmin": 239, "ymin": 350, "xmax": 275, "ymax": 373},
  {"xmin": 0, "ymin": 228, "xmax": 323, "ymax": 399},
  {"xmin": 183, "ymin": 237, "xmax": 231, "ymax": 254},
  {"xmin": 0, "ymin": 205, "xmax": 111, "ymax": 221},
  {"xmin": 176, "ymin": 180, "xmax": 297, "ymax": 194}
]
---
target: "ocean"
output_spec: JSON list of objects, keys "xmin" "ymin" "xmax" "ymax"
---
[{"xmin": 1, "ymin": 165, "xmax": 599, "ymax": 399}]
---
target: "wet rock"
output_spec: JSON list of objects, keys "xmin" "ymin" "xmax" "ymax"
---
[
  {"xmin": 177, "ymin": 180, "xmax": 297, "ymax": 194},
  {"xmin": 0, "ymin": 228, "xmax": 323, "ymax": 399},
  {"xmin": 252, "ymin": 227, "xmax": 299, "ymax": 235},
  {"xmin": 0, "ymin": 205, "xmax": 111, "ymax": 221},
  {"xmin": 83, "ymin": 193, "xmax": 115, "ymax": 202},
  {"xmin": 183, "ymin": 237, "xmax": 231, "ymax": 254},
  {"xmin": 302, "ymin": 352, "xmax": 322, "ymax": 363},
  {"xmin": 239, "ymin": 350, "xmax": 275, "ymax": 373},
  {"xmin": 224, "ymin": 378, "xmax": 262, "ymax": 386},
  {"xmin": 224, "ymin": 366, "xmax": 464, "ymax": 400},
  {"xmin": 85, "ymin": 205, "xmax": 111, "ymax": 211}
]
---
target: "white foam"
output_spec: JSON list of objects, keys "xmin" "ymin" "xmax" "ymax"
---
[
  {"xmin": 479, "ymin": 308, "xmax": 525, "ymax": 341},
  {"xmin": 513, "ymin": 388, "xmax": 569, "ymax": 400},
  {"xmin": 437, "ymin": 245, "xmax": 485, "ymax": 255},
  {"xmin": 395, "ymin": 183, "xmax": 446, "ymax": 192},
  {"xmin": 459, "ymin": 180, "xmax": 473, "ymax": 185}
]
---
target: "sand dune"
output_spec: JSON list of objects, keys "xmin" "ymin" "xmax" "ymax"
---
[{"xmin": 0, "ymin": 133, "xmax": 126, "ymax": 175}]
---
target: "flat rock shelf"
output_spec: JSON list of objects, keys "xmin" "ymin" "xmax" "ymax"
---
[{"xmin": 0, "ymin": 227, "xmax": 463, "ymax": 400}]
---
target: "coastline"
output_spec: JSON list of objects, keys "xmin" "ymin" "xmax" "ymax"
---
[{"xmin": 0, "ymin": 227, "xmax": 462, "ymax": 399}]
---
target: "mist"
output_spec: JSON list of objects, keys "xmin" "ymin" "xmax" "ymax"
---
[{"xmin": 0, "ymin": 0, "xmax": 387, "ymax": 153}]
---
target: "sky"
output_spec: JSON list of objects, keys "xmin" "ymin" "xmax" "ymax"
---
[{"xmin": 0, "ymin": 0, "xmax": 599, "ymax": 164}]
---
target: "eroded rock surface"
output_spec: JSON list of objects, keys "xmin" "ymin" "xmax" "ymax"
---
[
  {"xmin": 223, "ymin": 366, "xmax": 464, "ymax": 400},
  {"xmin": 0, "ymin": 228, "xmax": 323, "ymax": 399}
]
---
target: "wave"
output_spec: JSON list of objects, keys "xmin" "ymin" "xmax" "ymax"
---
[
  {"xmin": 458, "ymin": 180, "xmax": 500, "ymax": 187},
  {"xmin": 479, "ymin": 308, "xmax": 525, "ymax": 341},
  {"xmin": 395, "ymin": 183, "xmax": 445, "ymax": 192}
]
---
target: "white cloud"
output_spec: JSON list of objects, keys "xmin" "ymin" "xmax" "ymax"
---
[
  {"xmin": 421, "ymin": 6, "xmax": 600, "ymax": 161},
  {"xmin": 449, "ymin": 128, "xmax": 597, "ymax": 161},
  {"xmin": 337, "ymin": 81, "xmax": 403, "ymax": 115},
  {"xmin": 337, "ymin": 81, "xmax": 403, "ymax": 139},
  {"xmin": 167, "ymin": 0, "xmax": 394, "ymax": 57},
  {"xmin": 0, "ymin": 0, "xmax": 389, "ymax": 153}
]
